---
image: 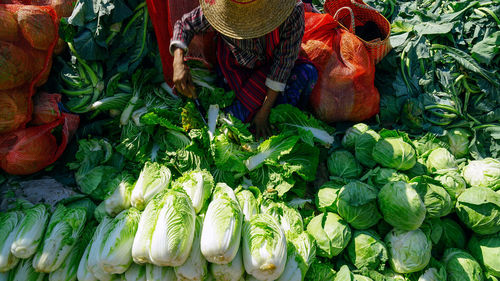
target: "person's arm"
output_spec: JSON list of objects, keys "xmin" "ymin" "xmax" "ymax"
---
[
  {"xmin": 170, "ymin": 7, "xmax": 212, "ymax": 98},
  {"xmin": 253, "ymin": 4, "xmax": 305, "ymax": 139}
]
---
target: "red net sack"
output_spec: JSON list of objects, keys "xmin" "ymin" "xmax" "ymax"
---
[
  {"xmin": 301, "ymin": 12, "xmax": 379, "ymax": 123},
  {"xmin": 31, "ymin": 92, "xmax": 62, "ymax": 125},
  {"xmin": 0, "ymin": 112, "xmax": 79, "ymax": 175},
  {"xmin": 0, "ymin": 3, "xmax": 59, "ymax": 133}
]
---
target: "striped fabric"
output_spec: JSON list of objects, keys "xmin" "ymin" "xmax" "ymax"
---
[{"xmin": 170, "ymin": 2, "xmax": 305, "ymax": 91}]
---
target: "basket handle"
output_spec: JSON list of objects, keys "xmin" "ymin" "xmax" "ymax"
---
[{"xmin": 333, "ymin": 6, "xmax": 356, "ymax": 33}]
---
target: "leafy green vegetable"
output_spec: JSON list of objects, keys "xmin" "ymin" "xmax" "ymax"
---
[
  {"xmin": 306, "ymin": 212, "xmax": 351, "ymax": 258},
  {"xmin": 355, "ymin": 130, "xmax": 381, "ymax": 168},
  {"xmin": 0, "ymin": 211, "xmax": 23, "ymax": 272},
  {"xmin": 327, "ymin": 150, "xmax": 362, "ymax": 179},
  {"xmin": 131, "ymin": 161, "xmax": 171, "ymax": 210},
  {"xmin": 443, "ymin": 248, "xmax": 484, "ymax": 281},
  {"xmin": 378, "ymin": 181, "xmax": 426, "ymax": 230},
  {"xmin": 468, "ymin": 233, "xmax": 500, "ymax": 278},
  {"xmin": 11, "ymin": 204, "xmax": 49, "ymax": 259},
  {"xmin": 385, "ymin": 229, "xmax": 432, "ymax": 274},
  {"xmin": 462, "ymin": 158, "xmax": 500, "ymax": 191},
  {"xmin": 172, "ymin": 169, "xmax": 214, "ymax": 214},
  {"xmin": 456, "ymin": 186, "xmax": 500, "ymax": 235},
  {"xmin": 347, "ymin": 230, "xmax": 388, "ymax": 271},
  {"xmin": 372, "ymin": 137, "xmax": 417, "ymax": 171},
  {"xmin": 336, "ymin": 181, "xmax": 382, "ymax": 230}
]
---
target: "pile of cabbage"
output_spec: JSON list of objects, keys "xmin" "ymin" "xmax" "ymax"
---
[
  {"xmin": 0, "ymin": 169, "xmax": 318, "ymax": 281},
  {"xmin": 309, "ymin": 123, "xmax": 500, "ymax": 280}
]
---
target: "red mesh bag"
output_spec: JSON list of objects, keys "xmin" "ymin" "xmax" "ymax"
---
[
  {"xmin": 0, "ymin": 3, "xmax": 58, "ymax": 133},
  {"xmin": 301, "ymin": 12, "xmax": 379, "ymax": 123},
  {"xmin": 0, "ymin": 112, "xmax": 79, "ymax": 175},
  {"xmin": 31, "ymin": 92, "xmax": 62, "ymax": 125}
]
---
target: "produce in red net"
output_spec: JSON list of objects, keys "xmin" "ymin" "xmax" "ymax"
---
[
  {"xmin": 0, "ymin": 87, "xmax": 31, "ymax": 134},
  {"xmin": 0, "ymin": 41, "xmax": 32, "ymax": 90},
  {"xmin": 301, "ymin": 12, "xmax": 379, "ymax": 123},
  {"xmin": 0, "ymin": 9, "xmax": 18, "ymax": 42},
  {"xmin": 31, "ymin": 92, "xmax": 61, "ymax": 125},
  {"xmin": 16, "ymin": 6, "xmax": 57, "ymax": 51}
]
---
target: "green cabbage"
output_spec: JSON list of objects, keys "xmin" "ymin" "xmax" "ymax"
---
[
  {"xmin": 437, "ymin": 218, "xmax": 466, "ymax": 253},
  {"xmin": 385, "ymin": 229, "xmax": 432, "ymax": 273},
  {"xmin": 100, "ymin": 208, "xmax": 141, "ymax": 274},
  {"xmin": 121, "ymin": 263, "xmax": 146, "ymax": 281},
  {"xmin": 443, "ymin": 128, "xmax": 471, "ymax": 158},
  {"xmin": 337, "ymin": 181, "xmax": 381, "ymax": 229},
  {"xmin": 201, "ymin": 187, "xmax": 243, "ymax": 264},
  {"xmin": 347, "ymin": 230, "xmax": 388, "ymax": 271},
  {"xmin": 11, "ymin": 204, "xmax": 49, "ymax": 259},
  {"xmin": 315, "ymin": 181, "xmax": 342, "ymax": 213},
  {"xmin": 411, "ymin": 176, "xmax": 452, "ymax": 218},
  {"xmin": 306, "ymin": 212, "xmax": 351, "ymax": 258},
  {"xmin": 355, "ymin": 129, "xmax": 381, "ymax": 168},
  {"xmin": 443, "ymin": 248, "xmax": 484, "ymax": 281},
  {"xmin": 468, "ymin": 233, "xmax": 500, "ymax": 277},
  {"xmin": 172, "ymin": 169, "xmax": 214, "ymax": 213},
  {"xmin": 456, "ymin": 186, "xmax": 500, "ymax": 235},
  {"xmin": 342, "ymin": 123, "xmax": 370, "ymax": 151},
  {"xmin": 33, "ymin": 204, "xmax": 87, "ymax": 273},
  {"xmin": 0, "ymin": 211, "xmax": 23, "ymax": 272},
  {"xmin": 304, "ymin": 261, "xmax": 336, "ymax": 280},
  {"xmin": 372, "ymin": 137, "xmax": 417, "ymax": 171},
  {"xmin": 426, "ymin": 148, "xmax": 458, "ymax": 174},
  {"xmin": 378, "ymin": 181, "xmax": 426, "ymax": 230},
  {"xmin": 435, "ymin": 172, "xmax": 466, "ymax": 202},
  {"xmin": 150, "ymin": 189, "xmax": 196, "ymax": 267},
  {"xmin": 277, "ymin": 232, "xmax": 316, "ymax": 281},
  {"xmin": 174, "ymin": 216, "xmax": 207, "ymax": 281},
  {"xmin": 462, "ymin": 158, "xmax": 500, "ymax": 191},
  {"xmin": 210, "ymin": 248, "xmax": 245, "ymax": 281},
  {"xmin": 418, "ymin": 267, "xmax": 447, "ymax": 281},
  {"xmin": 241, "ymin": 213, "xmax": 287, "ymax": 280},
  {"xmin": 327, "ymin": 150, "xmax": 362, "ymax": 179},
  {"xmin": 131, "ymin": 161, "xmax": 172, "ymax": 210},
  {"xmin": 368, "ymin": 168, "xmax": 409, "ymax": 188}
]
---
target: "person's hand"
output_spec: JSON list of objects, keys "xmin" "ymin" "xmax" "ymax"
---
[
  {"xmin": 253, "ymin": 107, "xmax": 272, "ymax": 140},
  {"xmin": 173, "ymin": 48, "xmax": 196, "ymax": 99}
]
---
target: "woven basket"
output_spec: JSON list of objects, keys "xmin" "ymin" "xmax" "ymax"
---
[{"xmin": 324, "ymin": 0, "xmax": 392, "ymax": 64}]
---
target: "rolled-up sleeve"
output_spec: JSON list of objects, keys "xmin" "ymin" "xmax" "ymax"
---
[
  {"xmin": 266, "ymin": 4, "xmax": 305, "ymax": 92},
  {"xmin": 170, "ymin": 6, "xmax": 212, "ymax": 55}
]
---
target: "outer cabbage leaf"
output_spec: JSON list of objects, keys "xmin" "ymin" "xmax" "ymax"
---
[
  {"xmin": 411, "ymin": 176, "xmax": 452, "ymax": 218},
  {"xmin": 342, "ymin": 123, "xmax": 370, "ymax": 151},
  {"xmin": 212, "ymin": 134, "xmax": 250, "ymax": 174},
  {"xmin": 244, "ymin": 133, "xmax": 299, "ymax": 171},
  {"xmin": 462, "ymin": 158, "xmax": 500, "ymax": 191},
  {"xmin": 306, "ymin": 212, "xmax": 351, "ymax": 258},
  {"xmin": 347, "ymin": 230, "xmax": 388, "ymax": 271},
  {"xmin": 210, "ymin": 247, "xmax": 245, "ymax": 281},
  {"xmin": 385, "ymin": 229, "xmax": 432, "ymax": 274},
  {"xmin": 456, "ymin": 186, "xmax": 500, "ymax": 235},
  {"xmin": 337, "ymin": 181, "xmax": 381, "ymax": 229},
  {"xmin": 443, "ymin": 248, "xmax": 484, "ymax": 281},
  {"xmin": 0, "ymin": 211, "xmax": 23, "ymax": 272},
  {"xmin": 468, "ymin": 233, "xmax": 500, "ymax": 277},
  {"xmin": 277, "ymin": 231, "xmax": 316, "ymax": 281},
  {"xmin": 269, "ymin": 104, "xmax": 334, "ymax": 146},
  {"xmin": 149, "ymin": 189, "xmax": 196, "ymax": 267},
  {"xmin": 11, "ymin": 204, "xmax": 49, "ymax": 259},
  {"xmin": 131, "ymin": 161, "xmax": 171, "ymax": 210},
  {"xmin": 172, "ymin": 169, "xmax": 214, "ymax": 214},
  {"xmin": 174, "ymin": 216, "xmax": 207, "ymax": 281}
]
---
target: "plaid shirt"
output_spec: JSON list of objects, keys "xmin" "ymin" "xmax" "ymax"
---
[{"xmin": 170, "ymin": 2, "xmax": 305, "ymax": 92}]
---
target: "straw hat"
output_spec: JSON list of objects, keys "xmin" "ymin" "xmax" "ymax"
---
[{"xmin": 200, "ymin": 0, "xmax": 297, "ymax": 39}]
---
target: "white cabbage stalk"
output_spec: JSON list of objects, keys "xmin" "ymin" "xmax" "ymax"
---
[
  {"xmin": 131, "ymin": 162, "xmax": 172, "ymax": 210},
  {"xmin": 277, "ymin": 232, "xmax": 316, "ymax": 281},
  {"xmin": 235, "ymin": 189, "xmax": 259, "ymax": 222},
  {"xmin": 201, "ymin": 194, "xmax": 243, "ymax": 264},
  {"xmin": 49, "ymin": 222, "xmax": 96, "ymax": 281},
  {"xmin": 172, "ymin": 170, "xmax": 214, "ymax": 214},
  {"xmin": 101, "ymin": 208, "xmax": 141, "ymax": 274},
  {"xmin": 77, "ymin": 242, "xmax": 97, "ymax": 281},
  {"xmin": 121, "ymin": 263, "xmax": 146, "ymax": 281},
  {"xmin": 104, "ymin": 174, "xmax": 135, "ymax": 216},
  {"xmin": 150, "ymin": 189, "xmax": 196, "ymax": 266},
  {"xmin": 87, "ymin": 217, "xmax": 114, "ymax": 281},
  {"xmin": 11, "ymin": 258, "xmax": 45, "ymax": 281},
  {"xmin": 210, "ymin": 247, "xmax": 245, "ymax": 281},
  {"xmin": 0, "ymin": 211, "xmax": 23, "ymax": 272},
  {"xmin": 242, "ymin": 214, "xmax": 287, "ymax": 281},
  {"xmin": 132, "ymin": 192, "xmax": 166, "ymax": 264},
  {"xmin": 145, "ymin": 264, "xmax": 176, "ymax": 280},
  {"xmin": 11, "ymin": 204, "xmax": 49, "ymax": 259},
  {"xmin": 175, "ymin": 216, "xmax": 207, "ymax": 280},
  {"xmin": 33, "ymin": 204, "xmax": 87, "ymax": 273}
]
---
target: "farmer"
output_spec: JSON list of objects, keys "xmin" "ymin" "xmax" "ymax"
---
[{"xmin": 170, "ymin": 0, "xmax": 318, "ymax": 139}]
